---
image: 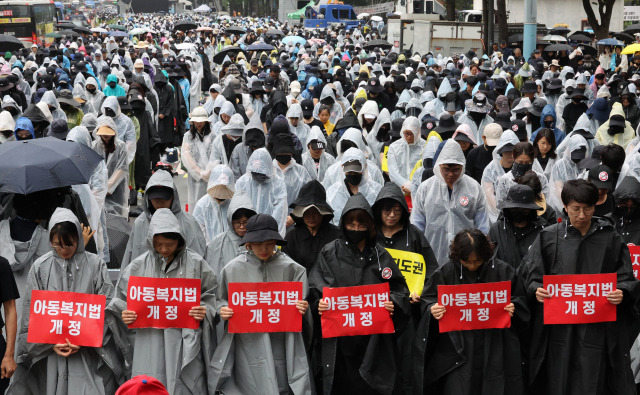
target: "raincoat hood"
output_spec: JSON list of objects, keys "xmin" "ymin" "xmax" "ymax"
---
[
  {"xmin": 306, "ymin": 125, "xmax": 327, "ymax": 145},
  {"xmin": 372, "ymin": 182, "xmax": 410, "ymax": 227},
  {"xmin": 207, "ymin": 164, "xmax": 236, "ymax": 194},
  {"xmin": 101, "ymin": 96, "xmax": 122, "ymax": 117},
  {"xmin": 401, "ymin": 116, "xmax": 422, "ymax": 146},
  {"xmin": 319, "ymin": 84, "xmax": 337, "ymax": 102},
  {"xmin": 423, "ymin": 135, "xmax": 441, "ymax": 160},
  {"xmin": 226, "ymin": 192, "xmax": 256, "ymax": 228},
  {"xmin": 286, "ymin": 103, "xmax": 303, "ymax": 119},
  {"xmin": 66, "ymin": 126, "xmax": 92, "ymax": 146},
  {"xmin": 14, "ymin": 117, "xmax": 34, "ymax": 139},
  {"xmin": 539, "ymin": 104, "xmax": 557, "ymax": 128},
  {"xmin": 144, "ymin": 169, "xmax": 182, "ymax": 216},
  {"xmin": 493, "ymin": 129, "xmax": 520, "ymax": 161},
  {"xmin": 146, "ymin": 208, "xmax": 184, "ymax": 250},
  {"xmin": 220, "ymin": 101, "xmax": 236, "ymax": 118},
  {"xmin": 434, "ymin": 139, "xmax": 466, "ymax": 182},
  {"xmin": 358, "ymin": 100, "xmax": 379, "ymax": 128},
  {"xmin": 437, "ymin": 77, "xmax": 453, "ymax": 98},
  {"xmin": 573, "ymin": 113, "xmax": 593, "ymax": 134},
  {"xmin": 0, "ymin": 110, "xmax": 15, "ymax": 132},
  {"xmin": 613, "ymin": 176, "xmax": 640, "ymax": 203},
  {"xmin": 337, "ymin": 127, "xmax": 371, "ymax": 159},
  {"xmin": 86, "ymin": 76, "xmax": 99, "ymax": 88},
  {"xmin": 246, "ymin": 147, "xmax": 275, "ymax": 178},
  {"xmin": 563, "ymin": 134, "xmax": 588, "ymax": 159},
  {"xmin": 48, "ymin": 207, "xmax": 85, "ymax": 255},
  {"xmin": 338, "ymin": 192, "xmax": 375, "ymax": 231},
  {"xmin": 41, "ymin": 90, "xmax": 60, "ymax": 110}
]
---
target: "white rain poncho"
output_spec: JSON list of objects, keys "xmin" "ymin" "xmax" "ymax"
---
[
  {"xmin": 91, "ymin": 116, "xmax": 129, "ymax": 217},
  {"xmin": 12, "ymin": 69, "xmax": 31, "ymax": 104},
  {"xmin": 235, "ymin": 148, "xmax": 288, "ymax": 236},
  {"xmin": 207, "ymin": 95, "xmax": 227, "ymax": 125},
  {"xmin": 481, "ymin": 130, "xmax": 521, "ymax": 222},
  {"xmin": 10, "ymin": 208, "xmax": 126, "ymax": 395},
  {"xmin": 287, "ymin": 103, "xmax": 311, "ymax": 151},
  {"xmin": 0, "ymin": 110, "xmax": 16, "ymax": 143},
  {"xmin": 365, "ymin": 108, "xmax": 391, "ymax": 168},
  {"xmin": 192, "ymin": 165, "xmax": 235, "ymax": 241},
  {"xmin": 312, "ymin": 85, "xmax": 344, "ymax": 124},
  {"xmin": 326, "ymin": 148, "xmax": 383, "ymax": 226},
  {"xmin": 548, "ymin": 134, "xmax": 589, "ymax": 213},
  {"xmin": 322, "ymin": 128, "xmax": 385, "ymax": 189},
  {"xmin": 108, "ymin": 208, "xmax": 218, "ymax": 394},
  {"xmin": 411, "ymin": 135, "xmax": 441, "ymax": 196},
  {"xmin": 495, "ymin": 169, "xmax": 550, "ymax": 209},
  {"xmin": 181, "ymin": 123, "xmax": 215, "ymax": 212},
  {"xmin": 387, "ymin": 116, "xmax": 425, "ymax": 191},
  {"xmin": 302, "ymin": 126, "xmax": 336, "ymax": 182},
  {"xmin": 40, "ymin": 90, "xmax": 66, "ymax": 122},
  {"xmin": 229, "ymin": 116, "xmax": 265, "ymax": 180},
  {"xmin": 556, "ymin": 113, "xmax": 600, "ymax": 158},
  {"xmin": 209, "ymin": 113, "xmax": 244, "ymax": 167},
  {"xmin": 100, "ymin": 96, "xmax": 137, "ymax": 164},
  {"xmin": 212, "ymin": 101, "xmax": 235, "ymax": 137},
  {"xmin": 618, "ymin": 149, "xmax": 640, "ymax": 188},
  {"xmin": 554, "ymin": 79, "xmax": 575, "ymax": 132},
  {"xmin": 120, "ymin": 170, "xmax": 207, "ymax": 269},
  {"xmin": 357, "ymin": 100, "xmax": 379, "ymax": 136},
  {"xmin": 420, "ymin": 77, "xmax": 452, "ymax": 119},
  {"xmin": 457, "ymin": 111, "xmax": 495, "ymax": 146},
  {"xmin": 410, "ymin": 140, "xmax": 489, "ymax": 265},
  {"xmin": 273, "ymin": 155, "xmax": 313, "ymax": 210},
  {"xmin": 595, "ymin": 102, "xmax": 636, "ymax": 149}
]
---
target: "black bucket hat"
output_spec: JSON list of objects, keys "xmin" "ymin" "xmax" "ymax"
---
[
  {"xmin": 240, "ymin": 214, "xmax": 286, "ymax": 246},
  {"xmin": 497, "ymin": 184, "xmax": 543, "ymax": 211},
  {"xmin": 290, "ymin": 180, "xmax": 334, "ymax": 220}
]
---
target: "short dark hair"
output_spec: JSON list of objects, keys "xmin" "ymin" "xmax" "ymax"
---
[
  {"xmin": 533, "ymin": 128, "xmax": 557, "ymax": 159},
  {"xmin": 49, "ymin": 221, "xmax": 79, "ymax": 247},
  {"xmin": 561, "ymin": 179, "xmax": 599, "ymax": 207},
  {"xmin": 232, "ymin": 208, "xmax": 256, "ymax": 222},
  {"xmin": 155, "ymin": 232, "xmax": 186, "ymax": 248},
  {"xmin": 513, "ymin": 141, "xmax": 535, "ymax": 161},
  {"xmin": 601, "ymin": 143, "xmax": 625, "ymax": 173},
  {"xmin": 517, "ymin": 170, "xmax": 543, "ymax": 199},
  {"xmin": 318, "ymin": 104, "xmax": 331, "ymax": 115},
  {"xmin": 449, "ymin": 228, "xmax": 493, "ymax": 263}
]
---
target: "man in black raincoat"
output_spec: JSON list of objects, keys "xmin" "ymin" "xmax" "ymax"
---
[
  {"xmin": 128, "ymin": 89, "xmax": 160, "ymax": 190},
  {"xmin": 611, "ymin": 176, "xmax": 640, "ymax": 245},
  {"xmin": 518, "ymin": 179, "xmax": 640, "ymax": 395},
  {"xmin": 154, "ymin": 71, "xmax": 176, "ymax": 150}
]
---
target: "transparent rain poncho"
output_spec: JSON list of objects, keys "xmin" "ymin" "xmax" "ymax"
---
[
  {"xmin": 192, "ymin": 164, "xmax": 236, "ymax": 241},
  {"xmin": 387, "ymin": 116, "xmax": 425, "ymax": 191},
  {"xmin": 548, "ymin": 134, "xmax": 589, "ymax": 213},
  {"xmin": 482, "ymin": 130, "xmax": 521, "ymax": 222},
  {"xmin": 302, "ymin": 125, "xmax": 336, "ymax": 182}
]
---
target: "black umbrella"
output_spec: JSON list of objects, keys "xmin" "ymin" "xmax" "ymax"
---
[
  {"xmin": 247, "ymin": 42, "xmax": 275, "ymax": 52},
  {"xmin": 58, "ymin": 29, "xmax": 80, "ymax": 37},
  {"xmin": 0, "ymin": 35, "xmax": 25, "ymax": 52},
  {"xmin": 72, "ymin": 25, "xmax": 92, "ymax": 34},
  {"xmin": 0, "ymin": 137, "xmax": 103, "ymax": 195},
  {"xmin": 572, "ymin": 30, "xmax": 595, "ymax": 38},
  {"xmin": 213, "ymin": 46, "xmax": 245, "ymax": 64},
  {"xmin": 626, "ymin": 24, "xmax": 640, "ymax": 34},
  {"xmin": 544, "ymin": 43, "xmax": 574, "ymax": 52},
  {"xmin": 224, "ymin": 26, "xmax": 245, "ymax": 35},
  {"xmin": 106, "ymin": 213, "xmax": 131, "ymax": 269},
  {"xmin": 266, "ymin": 29, "xmax": 284, "ymax": 37},
  {"xmin": 173, "ymin": 20, "xmax": 197, "ymax": 32},
  {"xmin": 549, "ymin": 26, "xmax": 571, "ymax": 35},
  {"xmin": 508, "ymin": 34, "xmax": 523, "ymax": 43},
  {"xmin": 363, "ymin": 39, "xmax": 393, "ymax": 50},
  {"xmin": 55, "ymin": 22, "xmax": 75, "ymax": 29},
  {"xmin": 579, "ymin": 44, "xmax": 597, "ymax": 57},
  {"xmin": 568, "ymin": 33, "xmax": 592, "ymax": 42},
  {"xmin": 614, "ymin": 32, "xmax": 635, "ymax": 44}
]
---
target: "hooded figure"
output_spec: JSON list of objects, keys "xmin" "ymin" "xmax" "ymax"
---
[
  {"xmin": 301, "ymin": 125, "xmax": 336, "ymax": 182},
  {"xmin": 410, "ymin": 140, "xmax": 490, "ymax": 265},
  {"xmin": 596, "ymin": 102, "xmax": 636, "ymax": 149},
  {"xmin": 13, "ymin": 117, "xmax": 34, "ymax": 140},
  {"xmin": 357, "ymin": 100, "xmax": 380, "ymax": 136},
  {"xmin": 102, "ymin": 74, "xmax": 126, "ymax": 97},
  {"xmin": 286, "ymin": 103, "xmax": 311, "ymax": 150},
  {"xmin": 91, "ymin": 116, "xmax": 129, "ymax": 217},
  {"xmin": 181, "ymin": 111, "xmax": 215, "ymax": 212},
  {"xmin": 0, "ymin": 110, "xmax": 16, "ymax": 143},
  {"xmin": 326, "ymin": 148, "xmax": 383, "ymax": 226},
  {"xmin": 120, "ymin": 170, "xmax": 206, "ymax": 269},
  {"xmin": 611, "ymin": 176, "xmax": 640, "ymax": 245},
  {"xmin": 154, "ymin": 71, "xmax": 175, "ymax": 147},
  {"xmin": 210, "ymin": 215, "xmax": 313, "ymax": 395},
  {"xmin": 308, "ymin": 193, "xmax": 411, "ymax": 395},
  {"xmin": 192, "ymin": 165, "xmax": 235, "ymax": 241},
  {"xmin": 414, "ymin": 229, "xmax": 529, "ymax": 395},
  {"xmin": 313, "ymin": 85, "xmax": 344, "ymax": 125},
  {"xmin": 555, "ymin": 113, "xmax": 600, "ymax": 159},
  {"xmin": 209, "ymin": 113, "xmax": 244, "ymax": 167},
  {"xmin": 229, "ymin": 117, "xmax": 266, "ymax": 180},
  {"xmin": 530, "ymin": 104, "xmax": 567, "ymax": 147},
  {"xmin": 548, "ymin": 134, "xmax": 588, "ymax": 213},
  {"xmin": 421, "ymin": 76, "xmax": 453, "ymax": 119},
  {"xmin": 235, "ymin": 148, "xmax": 288, "ymax": 236},
  {"xmin": 387, "ymin": 116, "xmax": 425, "ymax": 192},
  {"xmin": 365, "ymin": 108, "xmax": 392, "ymax": 168},
  {"xmin": 411, "ymin": 135, "xmax": 442, "ymax": 196},
  {"xmin": 481, "ymin": 130, "xmax": 521, "ymax": 222},
  {"xmin": 9, "ymin": 208, "xmax": 127, "ymax": 395},
  {"xmin": 40, "ymin": 90, "xmax": 66, "ymax": 122},
  {"xmin": 101, "ymin": 96, "xmax": 137, "ymax": 164},
  {"xmin": 108, "ymin": 209, "xmax": 218, "ymax": 395},
  {"xmin": 212, "ymin": 100, "xmax": 236, "ymax": 137},
  {"xmin": 322, "ymin": 128, "xmax": 385, "ymax": 189}
]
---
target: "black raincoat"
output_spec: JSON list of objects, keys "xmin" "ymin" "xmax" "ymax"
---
[
  {"xmin": 308, "ymin": 193, "xmax": 410, "ymax": 395},
  {"xmin": 489, "ymin": 213, "xmax": 547, "ymax": 269},
  {"xmin": 132, "ymin": 108, "xmax": 160, "ymax": 188},
  {"xmin": 327, "ymin": 110, "xmax": 361, "ymax": 157},
  {"xmin": 610, "ymin": 176, "xmax": 640, "ymax": 245},
  {"xmin": 413, "ymin": 253, "xmax": 530, "ymax": 395},
  {"xmin": 154, "ymin": 72, "xmax": 175, "ymax": 146},
  {"xmin": 518, "ymin": 216, "xmax": 640, "ymax": 395}
]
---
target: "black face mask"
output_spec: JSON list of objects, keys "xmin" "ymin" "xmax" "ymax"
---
[
  {"xmin": 511, "ymin": 162, "xmax": 533, "ymax": 179},
  {"xmin": 108, "ymin": 82, "xmax": 117, "ymax": 89},
  {"xmin": 423, "ymin": 158, "xmax": 433, "ymax": 169},
  {"xmin": 469, "ymin": 111, "xmax": 485, "ymax": 124},
  {"xmin": 411, "ymin": 87, "xmax": 421, "ymax": 93},
  {"xmin": 608, "ymin": 125, "xmax": 625, "ymax": 136},
  {"xmin": 251, "ymin": 172, "xmax": 269, "ymax": 183},
  {"xmin": 614, "ymin": 205, "xmax": 638, "ymax": 218},
  {"xmin": 86, "ymin": 87, "xmax": 96, "ymax": 94},
  {"xmin": 376, "ymin": 125, "xmax": 390, "ymax": 142},
  {"xmin": 345, "ymin": 173, "xmax": 362, "ymax": 186},
  {"xmin": 344, "ymin": 229, "xmax": 368, "ymax": 244},
  {"xmin": 543, "ymin": 119, "xmax": 554, "ymax": 128},
  {"xmin": 275, "ymin": 154, "xmax": 291, "ymax": 165},
  {"xmin": 104, "ymin": 108, "xmax": 116, "ymax": 118},
  {"xmin": 504, "ymin": 209, "xmax": 536, "ymax": 224}
]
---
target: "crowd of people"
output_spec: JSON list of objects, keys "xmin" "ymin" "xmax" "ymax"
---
[{"xmin": 0, "ymin": 9, "xmax": 640, "ymax": 395}]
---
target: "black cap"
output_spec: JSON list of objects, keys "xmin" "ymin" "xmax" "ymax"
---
[
  {"xmin": 497, "ymin": 184, "xmax": 543, "ymax": 211},
  {"xmin": 264, "ymin": 76, "xmax": 275, "ymax": 89},
  {"xmin": 301, "ymin": 99, "xmax": 314, "ymax": 118},
  {"xmin": 509, "ymin": 119, "xmax": 528, "ymax": 141},
  {"xmin": 365, "ymin": 78, "xmax": 384, "ymax": 93},
  {"xmin": 240, "ymin": 214, "xmax": 286, "ymax": 246},
  {"xmin": 588, "ymin": 164, "xmax": 613, "ymax": 190}
]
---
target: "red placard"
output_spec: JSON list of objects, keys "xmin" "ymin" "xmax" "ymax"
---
[
  {"xmin": 629, "ymin": 245, "xmax": 640, "ymax": 280},
  {"xmin": 437, "ymin": 281, "xmax": 512, "ymax": 333},
  {"xmin": 27, "ymin": 290, "xmax": 106, "ymax": 347},
  {"xmin": 228, "ymin": 282, "xmax": 303, "ymax": 333},
  {"xmin": 127, "ymin": 276, "xmax": 201, "ymax": 330},
  {"xmin": 543, "ymin": 273, "xmax": 617, "ymax": 325},
  {"xmin": 321, "ymin": 283, "xmax": 395, "ymax": 338}
]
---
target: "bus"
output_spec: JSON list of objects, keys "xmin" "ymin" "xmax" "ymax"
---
[{"xmin": 0, "ymin": 0, "xmax": 58, "ymax": 48}]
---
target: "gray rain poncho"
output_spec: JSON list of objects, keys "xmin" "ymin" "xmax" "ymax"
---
[
  {"xmin": 286, "ymin": 103, "xmax": 311, "ymax": 151},
  {"xmin": 85, "ymin": 77, "xmax": 105, "ymax": 116},
  {"xmin": 207, "ymin": 95, "xmax": 227, "ymax": 125},
  {"xmin": 411, "ymin": 135, "xmax": 441, "ymax": 196},
  {"xmin": 420, "ymin": 76, "xmax": 452, "ymax": 119},
  {"xmin": 481, "ymin": 130, "xmax": 521, "ymax": 222},
  {"xmin": 326, "ymin": 148, "xmax": 383, "ymax": 225},
  {"xmin": 457, "ymin": 110, "xmax": 495, "ymax": 146},
  {"xmin": 209, "ymin": 113, "xmax": 244, "ymax": 167},
  {"xmin": 192, "ymin": 165, "xmax": 235, "ymax": 241},
  {"xmin": 229, "ymin": 117, "xmax": 265, "ymax": 180},
  {"xmin": 91, "ymin": 116, "xmax": 129, "ymax": 217},
  {"xmin": 100, "ymin": 96, "xmax": 137, "ymax": 164},
  {"xmin": 212, "ymin": 101, "xmax": 235, "ymax": 137},
  {"xmin": 322, "ymin": 128, "xmax": 385, "ymax": 189},
  {"xmin": 548, "ymin": 134, "xmax": 588, "ymax": 213},
  {"xmin": 410, "ymin": 140, "xmax": 489, "ymax": 265},
  {"xmin": 108, "ymin": 208, "xmax": 218, "ymax": 395},
  {"xmin": 365, "ymin": 108, "xmax": 391, "ymax": 168},
  {"xmin": 209, "ymin": 248, "xmax": 312, "ymax": 395},
  {"xmin": 40, "ymin": 90, "xmax": 66, "ymax": 122},
  {"xmin": 181, "ymin": 122, "xmax": 215, "ymax": 212},
  {"xmin": 357, "ymin": 100, "xmax": 379, "ymax": 136},
  {"xmin": 387, "ymin": 116, "xmax": 425, "ymax": 190},
  {"xmin": 301, "ymin": 126, "xmax": 336, "ymax": 182},
  {"xmin": 555, "ymin": 113, "xmax": 600, "ymax": 158},
  {"xmin": 273, "ymin": 156, "xmax": 313, "ymax": 210},
  {"xmin": 120, "ymin": 170, "xmax": 206, "ymax": 269},
  {"xmin": 9, "ymin": 208, "xmax": 127, "ymax": 395},
  {"xmin": 312, "ymin": 85, "xmax": 344, "ymax": 124},
  {"xmin": 235, "ymin": 148, "xmax": 288, "ymax": 236}
]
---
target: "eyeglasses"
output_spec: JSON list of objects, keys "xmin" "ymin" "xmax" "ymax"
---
[
  {"xmin": 232, "ymin": 221, "xmax": 249, "ymax": 228},
  {"xmin": 51, "ymin": 243, "xmax": 77, "ymax": 250},
  {"xmin": 382, "ymin": 207, "xmax": 402, "ymax": 216},
  {"xmin": 441, "ymin": 166, "xmax": 463, "ymax": 175},
  {"xmin": 566, "ymin": 205, "xmax": 595, "ymax": 215}
]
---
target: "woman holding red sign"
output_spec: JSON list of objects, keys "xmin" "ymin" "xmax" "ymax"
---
[
  {"xmin": 108, "ymin": 208, "xmax": 218, "ymax": 395},
  {"xmin": 9, "ymin": 208, "xmax": 126, "ymax": 395},
  {"xmin": 414, "ymin": 228, "xmax": 529, "ymax": 395},
  {"xmin": 308, "ymin": 193, "xmax": 410, "ymax": 395}
]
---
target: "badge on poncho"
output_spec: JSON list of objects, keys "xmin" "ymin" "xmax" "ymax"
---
[
  {"xmin": 381, "ymin": 267, "xmax": 392, "ymax": 279},
  {"xmin": 460, "ymin": 196, "xmax": 469, "ymax": 206}
]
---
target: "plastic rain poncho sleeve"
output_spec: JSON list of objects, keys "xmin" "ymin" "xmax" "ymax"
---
[
  {"xmin": 410, "ymin": 140, "xmax": 489, "ymax": 265},
  {"xmin": 301, "ymin": 126, "xmax": 335, "ymax": 182},
  {"xmin": 273, "ymin": 158, "xmax": 313, "ymax": 210},
  {"xmin": 9, "ymin": 208, "xmax": 128, "ymax": 395},
  {"xmin": 365, "ymin": 108, "xmax": 391, "ymax": 168},
  {"xmin": 387, "ymin": 116, "xmax": 425, "ymax": 191},
  {"xmin": 234, "ymin": 148, "xmax": 288, "ymax": 236},
  {"xmin": 101, "ymin": 96, "xmax": 136, "ymax": 164},
  {"xmin": 548, "ymin": 134, "xmax": 589, "ymax": 213},
  {"xmin": 555, "ymin": 113, "xmax": 601, "ymax": 158},
  {"xmin": 107, "ymin": 208, "xmax": 218, "ymax": 395},
  {"xmin": 192, "ymin": 165, "xmax": 235, "ymax": 241},
  {"xmin": 326, "ymin": 148, "xmax": 383, "ymax": 225},
  {"xmin": 482, "ymin": 130, "xmax": 521, "ymax": 222},
  {"xmin": 411, "ymin": 135, "xmax": 441, "ymax": 196},
  {"xmin": 181, "ymin": 128, "xmax": 215, "ymax": 211}
]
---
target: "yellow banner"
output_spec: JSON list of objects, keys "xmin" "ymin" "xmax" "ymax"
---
[
  {"xmin": 386, "ymin": 248, "xmax": 426, "ymax": 296},
  {"xmin": 12, "ymin": 18, "xmax": 31, "ymax": 23},
  {"xmin": 381, "ymin": 145, "xmax": 389, "ymax": 172}
]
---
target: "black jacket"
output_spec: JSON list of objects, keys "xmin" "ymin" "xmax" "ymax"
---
[
  {"xmin": 610, "ymin": 176, "xmax": 640, "ymax": 245},
  {"xmin": 154, "ymin": 72, "xmax": 175, "ymax": 145},
  {"xmin": 489, "ymin": 214, "xmax": 547, "ymax": 269}
]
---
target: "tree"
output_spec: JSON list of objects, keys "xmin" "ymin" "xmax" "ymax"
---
[
  {"xmin": 446, "ymin": 0, "xmax": 456, "ymax": 21},
  {"xmin": 496, "ymin": 0, "xmax": 508, "ymax": 44},
  {"xmin": 583, "ymin": 0, "xmax": 616, "ymax": 40}
]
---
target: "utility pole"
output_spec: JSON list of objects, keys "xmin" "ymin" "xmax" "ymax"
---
[{"xmin": 523, "ymin": 0, "xmax": 536, "ymax": 61}]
